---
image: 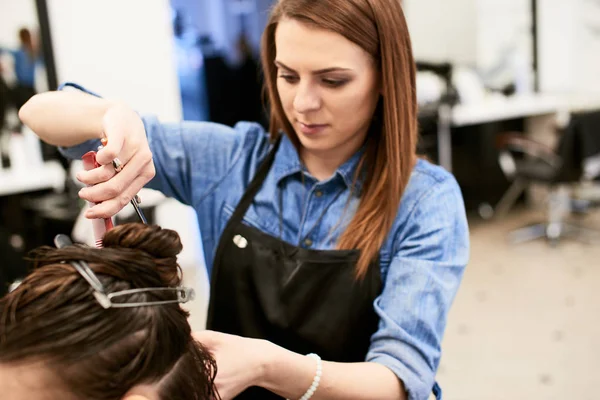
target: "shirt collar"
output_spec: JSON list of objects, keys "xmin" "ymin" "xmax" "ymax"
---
[{"xmin": 271, "ymin": 134, "xmax": 366, "ymax": 194}]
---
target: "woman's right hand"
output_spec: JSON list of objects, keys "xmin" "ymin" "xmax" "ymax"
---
[{"xmin": 76, "ymin": 103, "xmax": 156, "ymax": 219}]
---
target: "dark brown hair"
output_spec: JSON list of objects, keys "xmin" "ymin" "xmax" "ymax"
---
[
  {"xmin": 18, "ymin": 27, "xmax": 35, "ymax": 59},
  {"xmin": 0, "ymin": 223, "xmax": 219, "ymax": 400},
  {"xmin": 261, "ymin": 0, "xmax": 417, "ymax": 278}
]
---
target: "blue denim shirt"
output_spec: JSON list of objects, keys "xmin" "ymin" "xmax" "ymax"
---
[{"xmin": 59, "ymin": 84, "xmax": 469, "ymax": 400}]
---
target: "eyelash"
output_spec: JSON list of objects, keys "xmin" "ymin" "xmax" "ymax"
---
[
  {"xmin": 278, "ymin": 75, "xmax": 348, "ymax": 88},
  {"xmin": 279, "ymin": 74, "xmax": 299, "ymax": 84},
  {"xmin": 322, "ymin": 79, "xmax": 347, "ymax": 88}
]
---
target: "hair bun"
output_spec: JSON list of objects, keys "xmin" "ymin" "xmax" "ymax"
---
[
  {"xmin": 101, "ymin": 223, "xmax": 184, "ymax": 288},
  {"xmin": 102, "ymin": 223, "xmax": 183, "ymax": 260}
]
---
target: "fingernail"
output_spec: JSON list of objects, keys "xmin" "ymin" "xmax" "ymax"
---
[{"xmin": 79, "ymin": 189, "xmax": 86, "ymax": 197}]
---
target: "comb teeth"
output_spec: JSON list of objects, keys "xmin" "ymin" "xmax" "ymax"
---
[{"xmin": 95, "ymin": 239, "xmax": 103, "ymax": 248}]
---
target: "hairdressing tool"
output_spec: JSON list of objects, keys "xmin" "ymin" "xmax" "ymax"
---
[
  {"xmin": 54, "ymin": 234, "xmax": 195, "ymax": 309},
  {"xmin": 81, "ymin": 151, "xmax": 114, "ymax": 248},
  {"xmin": 98, "ymin": 138, "xmax": 147, "ymax": 224},
  {"xmin": 81, "ymin": 139, "xmax": 147, "ymax": 247}
]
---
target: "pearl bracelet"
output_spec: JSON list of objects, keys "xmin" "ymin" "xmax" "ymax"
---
[{"xmin": 288, "ymin": 353, "xmax": 322, "ymax": 400}]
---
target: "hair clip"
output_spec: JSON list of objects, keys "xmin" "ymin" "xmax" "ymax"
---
[
  {"xmin": 54, "ymin": 234, "xmax": 194, "ymax": 310},
  {"xmin": 98, "ymin": 286, "xmax": 196, "ymax": 309}
]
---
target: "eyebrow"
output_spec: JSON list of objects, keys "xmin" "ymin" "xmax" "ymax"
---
[{"xmin": 274, "ymin": 61, "xmax": 352, "ymax": 74}]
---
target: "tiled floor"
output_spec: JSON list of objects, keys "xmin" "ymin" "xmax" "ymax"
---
[{"xmin": 436, "ymin": 207, "xmax": 600, "ymax": 400}]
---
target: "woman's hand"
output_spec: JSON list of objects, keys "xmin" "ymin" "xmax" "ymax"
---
[
  {"xmin": 194, "ymin": 331, "xmax": 406, "ymax": 400},
  {"xmin": 76, "ymin": 103, "xmax": 155, "ymax": 219},
  {"xmin": 194, "ymin": 330, "xmax": 275, "ymax": 400}
]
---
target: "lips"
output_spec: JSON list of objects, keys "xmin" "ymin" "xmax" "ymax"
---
[{"xmin": 298, "ymin": 121, "xmax": 328, "ymax": 135}]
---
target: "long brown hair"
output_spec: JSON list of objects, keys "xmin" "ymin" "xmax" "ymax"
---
[
  {"xmin": 0, "ymin": 223, "xmax": 219, "ymax": 400},
  {"xmin": 261, "ymin": 0, "xmax": 417, "ymax": 278}
]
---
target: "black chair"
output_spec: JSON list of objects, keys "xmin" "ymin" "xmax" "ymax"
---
[{"xmin": 491, "ymin": 111, "xmax": 600, "ymax": 245}]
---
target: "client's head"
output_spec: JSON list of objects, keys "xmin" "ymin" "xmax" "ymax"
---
[{"xmin": 0, "ymin": 223, "xmax": 219, "ymax": 400}]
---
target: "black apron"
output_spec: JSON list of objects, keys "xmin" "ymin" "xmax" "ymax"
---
[{"xmin": 206, "ymin": 138, "xmax": 380, "ymax": 399}]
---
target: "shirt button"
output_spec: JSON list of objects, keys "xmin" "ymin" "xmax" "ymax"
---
[
  {"xmin": 304, "ymin": 238, "xmax": 313, "ymax": 247},
  {"xmin": 315, "ymin": 190, "xmax": 323, "ymax": 197}
]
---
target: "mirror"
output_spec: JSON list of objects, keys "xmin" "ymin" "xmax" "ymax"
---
[{"xmin": 0, "ymin": 0, "xmax": 59, "ymax": 297}]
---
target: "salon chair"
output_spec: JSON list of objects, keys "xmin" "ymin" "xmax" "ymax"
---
[{"xmin": 491, "ymin": 112, "xmax": 600, "ymax": 245}]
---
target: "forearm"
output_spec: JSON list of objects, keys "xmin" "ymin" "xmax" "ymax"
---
[
  {"xmin": 18, "ymin": 91, "xmax": 116, "ymax": 147},
  {"xmin": 261, "ymin": 345, "xmax": 406, "ymax": 400}
]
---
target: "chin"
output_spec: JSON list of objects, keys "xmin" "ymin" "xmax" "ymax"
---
[{"xmin": 295, "ymin": 130, "xmax": 334, "ymax": 151}]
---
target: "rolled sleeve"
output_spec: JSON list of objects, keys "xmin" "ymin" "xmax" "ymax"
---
[
  {"xmin": 143, "ymin": 117, "xmax": 263, "ymax": 206},
  {"xmin": 366, "ymin": 176, "xmax": 470, "ymax": 400},
  {"xmin": 59, "ymin": 139, "xmax": 101, "ymax": 160}
]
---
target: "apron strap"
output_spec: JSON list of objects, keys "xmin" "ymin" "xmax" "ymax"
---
[
  {"xmin": 226, "ymin": 135, "xmax": 282, "ymax": 227},
  {"xmin": 207, "ymin": 135, "xmax": 282, "ymax": 326}
]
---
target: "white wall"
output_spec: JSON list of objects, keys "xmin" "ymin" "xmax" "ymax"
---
[
  {"xmin": 537, "ymin": 0, "xmax": 600, "ymax": 94},
  {"xmin": 575, "ymin": 0, "xmax": 600, "ymax": 93},
  {"xmin": 537, "ymin": 0, "xmax": 577, "ymax": 93},
  {"xmin": 476, "ymin": 0, "xmax": 532, "ymax": 69},
  {"xmin": 406, "ymin": 0, "xmax": 600, "ymax": 95},
  {"xmin": 0, "ymin": 0, "xmax": 38, "ymax": 48},
  {"xmin": 46, "ymin": 0, "xmax": 182, "ymax": 121},
  {"xmin": 405, "ymin": 0, "xmax": 534, "ymax": 91},
  {"xmin": 405, "ymin": 0, "xmax": 478, "ymax": 65}
]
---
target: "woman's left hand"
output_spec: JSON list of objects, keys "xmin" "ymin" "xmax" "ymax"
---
[{"xmin": 194, "ymin": 330, "xmax": 275, "ymax": 400}]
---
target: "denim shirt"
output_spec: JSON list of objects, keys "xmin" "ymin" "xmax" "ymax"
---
[{"xmin": 59, "ymin": 84, "xmax": 469, "ymax": 400}]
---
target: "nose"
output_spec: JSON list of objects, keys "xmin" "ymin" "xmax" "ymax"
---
[{"xmin": 293, "ymin": 82, "xmax": 321, "ymax": 114}]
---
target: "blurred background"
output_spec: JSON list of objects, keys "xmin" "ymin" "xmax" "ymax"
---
[{"xmin": 1, "ymin": 1, "xmax": 599, "ymax": 398}]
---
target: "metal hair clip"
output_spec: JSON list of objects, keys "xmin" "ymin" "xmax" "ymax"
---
[
  {"xmin": 54, "ymin": 234, "xmax": 195, "ymax": 310},
  {"xmin": 102, "ymin": 286, "xmax": 195, "ymax": 308}
]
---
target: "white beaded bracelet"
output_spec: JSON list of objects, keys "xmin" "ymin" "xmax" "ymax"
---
[{"xmin": 288, "ymin": 353, "xmax": 322, "ymax": 400}]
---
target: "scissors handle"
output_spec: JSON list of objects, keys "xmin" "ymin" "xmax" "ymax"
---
[{"xmin": 82, "ymin": 151, "xmax": 114, "ymax": 247}]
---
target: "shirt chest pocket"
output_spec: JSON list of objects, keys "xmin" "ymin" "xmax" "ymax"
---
[{"xmin": 220, "ymin": 202, "xmax": 279, "ymax": 237}]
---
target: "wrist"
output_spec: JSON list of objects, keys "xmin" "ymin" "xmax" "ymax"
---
[
  {"xmin": 257, "ymin": 342, "xmax": 319, "ymax": 398},
  {"xmin": 98, "ymin": 102, "xmax": 121, "ymax": 139},
  {"xmin": 255, "ymin": 339, "xmax": 284, "ymax": 388},
  {"xmin": 101, "ymin": 101, "xmax": 143, "ymax": 140}
]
